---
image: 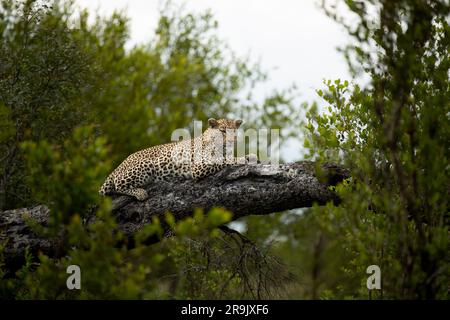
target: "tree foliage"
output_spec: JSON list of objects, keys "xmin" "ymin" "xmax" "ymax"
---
[{"xmin": 296, "ymin": 0, "xmax": 449, "ymax": 299}]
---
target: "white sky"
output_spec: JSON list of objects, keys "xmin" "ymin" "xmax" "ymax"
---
[{"xmin": 75, "ymin": 0, "xmax": 352, "ymax": 161}]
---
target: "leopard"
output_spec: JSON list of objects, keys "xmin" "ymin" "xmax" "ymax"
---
[{"xmin": 99, "ymin": 118, "xmax": 257, "ymax": 201}]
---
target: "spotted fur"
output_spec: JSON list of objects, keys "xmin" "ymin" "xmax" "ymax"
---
[{"xmin": 99, "ymin": 118, "xmax": 255, "ymax": 201}]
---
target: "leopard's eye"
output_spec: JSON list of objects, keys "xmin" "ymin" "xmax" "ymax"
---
[{"xmin": 219, "ymin": 128, "xmax": 226, "ymax": 133}]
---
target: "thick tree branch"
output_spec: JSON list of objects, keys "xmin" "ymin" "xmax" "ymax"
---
[{"xmin": 0, "ymin": 161, "xmax": 349, "ymax": 272}]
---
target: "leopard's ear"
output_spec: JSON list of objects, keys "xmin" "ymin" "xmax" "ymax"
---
[
  {"xmin": 234, "ymin": 119, "xmax": 243, "ymax": 128},
  {"xmin": 208, "ymin": 118, "xmax": 218, "ymax": 128}
]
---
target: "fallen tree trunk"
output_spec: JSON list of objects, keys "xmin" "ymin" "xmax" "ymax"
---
[{"xmin": 0, "ymin": 161, "xmax": 349, "ymax": 272}]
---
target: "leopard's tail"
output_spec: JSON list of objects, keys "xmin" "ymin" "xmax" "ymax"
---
[{"xmin": 99, "ymin": 175, "xmax": 115, "ymax": 196}]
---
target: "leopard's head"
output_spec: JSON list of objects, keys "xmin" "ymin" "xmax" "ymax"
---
[{"xmin": 207, "ymin": 118, "xmax": 242, "ymax": 145}]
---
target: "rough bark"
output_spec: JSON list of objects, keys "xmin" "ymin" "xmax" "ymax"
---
[{"xmin": 0, "ymin": 161, "xmax": 349, "ymax": 272}]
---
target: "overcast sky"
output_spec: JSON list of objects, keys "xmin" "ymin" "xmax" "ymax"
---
[
  {"xmin": 75, "ymin": 0, "xmax": 351, "ymax": 99},
  {"xmin": 75, "ymin": 0, "xmax": 352, "ymax": 160}
]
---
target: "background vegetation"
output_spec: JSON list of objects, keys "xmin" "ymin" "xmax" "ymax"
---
[{"xmin": 0, "ymin": 0, "xmax": 448, "ymax": 299}]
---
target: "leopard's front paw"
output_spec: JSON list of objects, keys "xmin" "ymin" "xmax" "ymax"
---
[{"xmin": 133, "ymin": 188, "xmax": 149, "ymax": 201}]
